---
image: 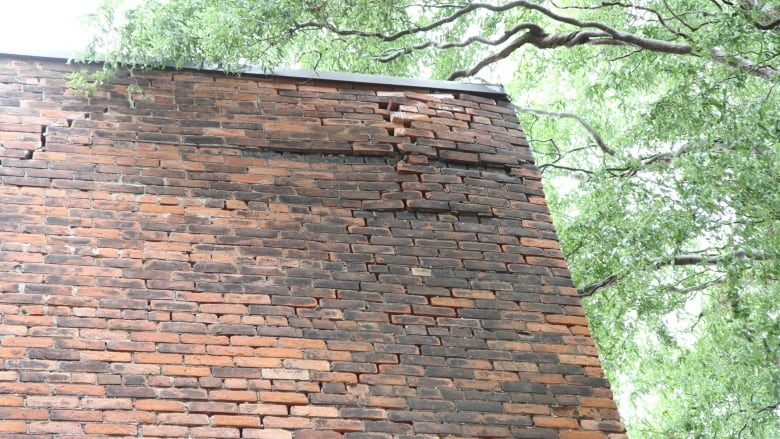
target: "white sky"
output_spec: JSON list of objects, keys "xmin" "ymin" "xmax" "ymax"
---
[{"xmin": 0, "ymin": 0, "xmax": 104, "ymax": 56}]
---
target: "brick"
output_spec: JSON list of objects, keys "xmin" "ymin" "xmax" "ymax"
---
[
  {"xmin": 29, "ymin": 421, "xmax": 84, "ymax": 434},
  {"xmin": 0, "ymin": 408, "xmax": 49, "ymax": 420},
  {"xmin": 84, "ymin": 423, "xmax": 138, "ymax": 435},
  {"xmin": 263, "ymin": 416, "xmax": 313, "ymax": 429},
  {"xmin": 210, "ymin": 390, "xmax": 258, "ymax": 402},
  {"xmin": 190, "ymin": 427, "xmax": 241, "ymax": 438},
  {"xmin": 212, "ymin": 415, "xmax": 260, "ymax": 427},
  {"xmin": 560, "ymin": 432, "xmax": 607, "ymax": 439},
  {"xmin": 260, "ymin": 392, "xmax": 309, "ymax": 405},
  {"xmin": 294, "ymin": 431, "xmax": 341, "ymax": 439},
  {"xmin": 244, "ymin": 429, "xmax": 294, "ymax": 438},
  {"xmin": 0, "ymin": 421, "xmax": 26, "ymax": 433},
  {"xmin": 141, "ymin": 425, "xmax": 189, "ymax": 437},
  {"xmin": 534, "ymin": 416, "xmax": 580, "ymax": 428},
  {"xmin": 0, "ymin": 55, "xmax": 622, "ymax": 439},
  {"xmin": 158, "ymin": 413, "xmax": 210, "ymax": 425}
]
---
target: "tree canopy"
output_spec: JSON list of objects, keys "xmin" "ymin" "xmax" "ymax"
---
[{"xmin": 81, "ymin": 1, "xmax": 779, "ymax": 437}]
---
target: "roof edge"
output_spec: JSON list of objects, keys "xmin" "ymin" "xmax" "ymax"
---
[{"xmin": 0, "ymin": 50, "xmax": 508, "ymax": 98}]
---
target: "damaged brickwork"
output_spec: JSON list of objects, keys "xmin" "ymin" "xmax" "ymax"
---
[{"xmin": 0, "ymin": 53, "xmax": 626, "ymax": 439}]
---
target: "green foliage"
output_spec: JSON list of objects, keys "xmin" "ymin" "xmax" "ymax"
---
[{"xmin": 82, "ymin": 0, "xmax": 779, "ymax": 437}]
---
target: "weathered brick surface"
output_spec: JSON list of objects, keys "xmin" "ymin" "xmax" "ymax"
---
[{"xmin": 0, "ymin": 54, "xmax": 625, "ymax": 438}]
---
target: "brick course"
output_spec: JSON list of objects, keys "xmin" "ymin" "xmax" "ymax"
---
[{"xmin": 0, "ymin": 53, "xmax": 625, "ymax": 438}]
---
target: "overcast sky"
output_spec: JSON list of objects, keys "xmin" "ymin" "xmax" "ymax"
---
[{"xmin": 0, "ymin": 0, "xmax": 104, "ymax": 56}]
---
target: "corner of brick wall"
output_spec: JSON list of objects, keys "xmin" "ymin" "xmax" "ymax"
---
[{"xmin": 0, "ymin": 54, "xmax": 626, "ymax": 438}]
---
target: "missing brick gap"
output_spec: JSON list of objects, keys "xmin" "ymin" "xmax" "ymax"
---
[
  {"xmin": 378, "ymin": 100, "xmax": 400, "ymax": 111},
  {"xmin": 84, "ymin": 113, "xmax": 90, "ymax": 120},
  {"xmin": 40, "ymin": 126, "xmax": 47, "ymax": 147},
  {"xmin": 67, "ymin": 119, "xmax": 74, "ymax": 128}
]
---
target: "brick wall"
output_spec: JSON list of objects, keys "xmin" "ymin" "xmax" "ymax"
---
[{"xmin": 0, "ymin": 54, "xmax": 625, "ymax": 438}]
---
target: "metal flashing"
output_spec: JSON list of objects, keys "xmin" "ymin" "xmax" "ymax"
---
[{"xmin": 0, "ymin": 50, "xmax": 507, "ymax": 98}]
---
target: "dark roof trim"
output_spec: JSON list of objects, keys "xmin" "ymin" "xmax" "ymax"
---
[
  {"xmin": 0, "ymin": 50, "xmax": 507, "ymax": 98},
  {"xmin": 244, "ymin": 67, "xmax": 506, "ymax": 96}
]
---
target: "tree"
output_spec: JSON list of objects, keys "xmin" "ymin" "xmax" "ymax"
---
[{"xmin": 80, "ymin": 1, "xmax": 779, "ymax": 437}]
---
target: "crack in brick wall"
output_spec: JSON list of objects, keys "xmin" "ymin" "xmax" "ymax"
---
[{"xmin": 0, "ymin": 54, "xmax": 625, "ymax": 439}]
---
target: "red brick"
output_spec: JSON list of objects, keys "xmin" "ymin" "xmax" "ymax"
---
[
  {"xmin": 158, "ymin": 413, "xmax": 210, "ymax": 425},
  {"xmin": 82, "ymin": 398, "xmax": 133, "ymax": 410},
  {"xmin": 29, "ymin": 421, "xmax": 83, "ymax": 434},
  {"xmin": 141, "ymin": 425, "xmax": 189, "ymax": 437},
  {"xmin": 0, "ymin": 408, "xmax": 49, "ymax": 420},
  {"xmin": 263, "ymin": 416, "xmax": 313, "ymax": 429},
  {"xmin": 210, "ymin": 390, "xmax": 258, "ymax": 402},
  {"xmin": 104, "ymin": 410, "xmax": 157, "ymax": 423},
  {"xmin": 560, "ymin": 432, "xmax": 607, "ymax": 439},
  {"xmin": 260, "ymin": 392, "xmax": 309, "ymax": 405},
  {"xmin": 190, "ymin": 427, "xmax": 241, "ymax": 438},
  {"xmin": 212, "ymin": 415, "xmax": 260, "ymax": 427},
  {"xmin": 291, "ymin": 406, "xmax": 340, "ymax": 417},
  {"xmin": 1, "ymin": 337, "xmax": 52, "ymax": 347},
  {"xmin": 580, "ymin": 397, "xmax": 618, "ymax": 409},
  {"xmin": 534, "ymin": 416, "xmax": 580, "ymax": 428},
  {"xmin": 244, "ymin": 429, "xmax": 293, "ymax": 439},
  {"xmin": 84, "ymin": 423, "xmax": 138, "ymax": 435},
  {"xmin": 294, "ymin": 431, "xmax": 341, "ymax": 439},
  {"xmin": 0, "ymin": 421, "xmax": 26, "ymax": 433},
  {"xmin": 0, "ymin": 396, "xmax": 23, "ymax": 407},
  {"xmin": 0, "ymin": 55, "xmax": 624, "ymax": 439}
]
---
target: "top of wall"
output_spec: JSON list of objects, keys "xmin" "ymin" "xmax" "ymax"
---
[{"xmin": 0, "ymin": 49, "xmax": 507, "ymax": 98}]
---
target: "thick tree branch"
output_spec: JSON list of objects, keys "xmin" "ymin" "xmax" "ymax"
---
[
  {"xmin": 553, "ymin": 0, "xmax": 694, "ymax": 40},
  {"xmin": 294, "ymin": 1, "xmax": 536, "ymax": 42},
  {"xmin": 652, "ymin": 248, "xmax": 771, "ymax": 268},
  {"xmin": 578, "ymin": 274, "xmax": 619, "ymax": 297},
  {"xmin": 712, "ymin": 48, "xmax": 780, "ymax": 78},
  {"xmin": 518, "ymin": 107, "xmax": 615, "ymax": 156},
  {"xmin": 640, "ymin": 141, "xmax": 700, "ymax": 166},
  {"xmin": 735, "ymin": 0, "xmax": 780, "ymax": 29},
  {"xmin": 537, "ymin": 162, "xmax": 596, "ymax": 176},
  {"xmin": 579, "ymin": 249, "xmax": 771, "ymax": 296},
  {"xmin": 376, "ymin": 22, "xmax": 545, "ymax": 63},
  {"xmin": 668, "ymin": 277, "xmax": 726, "ymax": 294},
  {"xmin": 516, "ymin": 1, "xmax": 693, "ymax": 54},
  {"xmin": 446, "ymin": 29, "xmax": 629, "ymax": 79},
  {"xmin": 600, "ymin": 138, "xmax": 727, "ymax": 176},
  {"xmin": 754, "ymin": 17, "xmax": 780, "ymax": 30},
  {"xmin": 296, "ymin": 1, "xmax": 779, "ymax": 81}
]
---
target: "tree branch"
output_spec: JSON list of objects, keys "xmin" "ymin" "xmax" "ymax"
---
[
  {"xmin": 652, "ymin": 248, "xmax": 771, "ymax": 268},
  {"xmin": 518, "ymin": 107, "xmax": 615, "ymax": 156},
  {"xmin": 639, "ymin": 141, "xmax": 701, "ymax": 166},
  {"xmin": 579, "ymin": 249, "xmax": 771, "ymax": 296},
  {"xmin": 446, "ymin": 29, "xmax": 631, "ymax": 80},
  {"xmin": 667, "ymin": 277, "xmax": 726, "ymax": 294},
  {"xmin": 297, "ymin": 1, "xmax": 779, "ymax": 81},
  {"xmin": 734, "ymin": 0, "xmax": 780, "ymax": 29},
  {"xmin": 294, "ymin": 1, "xmax": 537, "ymax": 43},
  {"xmin": 578, "ymin": 274, "xmax": 619, "ymax": 297},
  {"xmin": 375, "ymin": 22, "xmax": 545, "ymax": 63},
  {"xmin": 537, "ymin": 162, "xmax": 596, "ymax": 176},
  {"xmin": 553, "ymin": 0, "xmax": 695, "ymax": 40},
  {"xmin": 712, "ymin": 48, "xmax": 780, "ymax": 78},
  {"xmin": 755, "ymin": 17, "xmax": 780, "ymax": 30},
  {"xmin": 515, "ymin": 1, "xmax": 693, "ymax": 54}
]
